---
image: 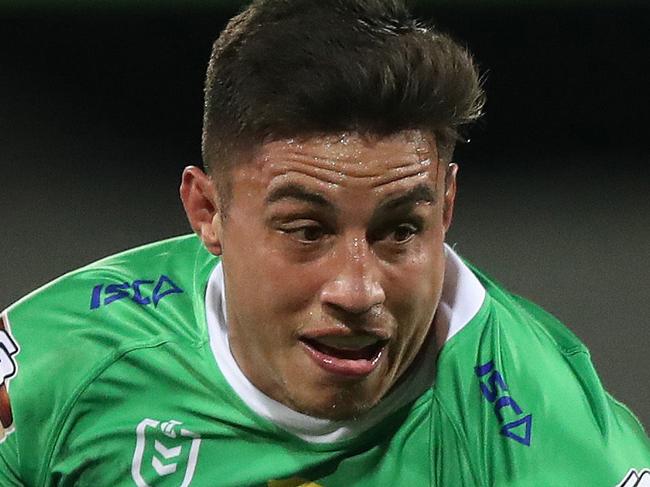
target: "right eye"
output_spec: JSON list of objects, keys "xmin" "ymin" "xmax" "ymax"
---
[{"xmin": 280, "ymin": 222, "xmax": 328, "ymax": 244}]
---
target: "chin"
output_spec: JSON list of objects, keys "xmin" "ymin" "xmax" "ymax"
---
[
  {"xmin": 304, "ymin": 403, "xmax": 372, "ymax": 421},
  {"xmin": 291, "ymin": 386, "xmax": 382, "ymax": 420}
]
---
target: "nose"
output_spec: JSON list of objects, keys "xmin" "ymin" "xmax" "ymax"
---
[{"xmin": 319, "ymin": 236, "xmax": 386, "ymax": 315}]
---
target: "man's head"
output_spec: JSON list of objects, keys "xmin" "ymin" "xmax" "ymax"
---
[
  {"xmin": 182, "ymin": 0, "xmax": 484, "ymax": 420},
  {"xmin": 201, "ymin": 0, "xmax": 484, "ymax": 203}
]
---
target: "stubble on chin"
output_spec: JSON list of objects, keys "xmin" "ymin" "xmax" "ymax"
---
[{"xmin": 286, "ymin": 378, "xmax": 387, "ymax": 421}]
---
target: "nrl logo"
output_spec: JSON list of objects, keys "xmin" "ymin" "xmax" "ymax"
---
[
  {"xmin": 617, "ymin": 469, "xmax": 650, "ymax": 487},
  {"xmin": 131, "ymin": 418, "xmax": 202, "ymax": 487}
]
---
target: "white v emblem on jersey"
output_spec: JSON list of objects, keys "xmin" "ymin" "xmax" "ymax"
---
[
  {"xmin": 131, "ymin": 418, "xmax": 202, "ymax": 487},
  {"xmin": 617, "ymin": 469, "xmax": 650, "ymax": 487}
]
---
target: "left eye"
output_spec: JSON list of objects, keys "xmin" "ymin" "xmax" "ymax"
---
[{"xmin": 389, "ymin": 223, "xmax": 419, "ymax": 243}]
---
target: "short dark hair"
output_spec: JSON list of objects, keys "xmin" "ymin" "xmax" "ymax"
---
[{"xmin": 202, "ymin": 0, "xmax": 485, "ymax": 194}]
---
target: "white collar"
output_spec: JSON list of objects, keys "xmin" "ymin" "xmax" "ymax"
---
[{"xmin": 204, "ymin": 244, "xmax": 485, "ymax": 443}]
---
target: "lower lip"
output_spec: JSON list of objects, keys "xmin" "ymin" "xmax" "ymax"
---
[{"xmin": 300, "ymin": 341, "xmax": 385, "ymax": 377}]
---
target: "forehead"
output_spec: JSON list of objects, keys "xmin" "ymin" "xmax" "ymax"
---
[{"xmin": 234, "ymin": 130, "xmax": 440, "ymax": 191}]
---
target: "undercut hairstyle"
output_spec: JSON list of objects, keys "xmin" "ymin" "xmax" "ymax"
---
[{"xmin": 202, "ymin": 0, "xmax": 485, "ymax": 199}]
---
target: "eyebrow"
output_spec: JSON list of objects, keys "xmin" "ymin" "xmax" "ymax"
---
[
  {"xmin": 374, "ymin": 184, "xmax": 438, "ymax": 215},
  {"xmin": 265, "ymin": 181, "xmax": 437, "ymax": 215},
  {"xmin": 265, "ymin": 183, "xmax": 335, "ymax": 210}
]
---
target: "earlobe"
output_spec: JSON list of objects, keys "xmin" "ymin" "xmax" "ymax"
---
[
  {"xmin": 443, "ymin": 163, "xmax": 458, "ymax": 232},
  {"xmin": 180, "ymin": 166, "xmax": 223, "ymax": 255}
]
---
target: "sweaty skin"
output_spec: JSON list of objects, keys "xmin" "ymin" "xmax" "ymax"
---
[{"xmin": 182, "ymin": 130, "xmax": 457, "ymax": 420}]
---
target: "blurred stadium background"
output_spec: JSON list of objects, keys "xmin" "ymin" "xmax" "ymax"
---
[{"xmin": 1, "ymin": 1, "xmax": 648, "ymax": 428}]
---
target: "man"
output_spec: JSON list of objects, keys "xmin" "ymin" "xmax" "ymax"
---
[{"xmin": 1, "ymin": 0, "xmax": 648, "ymax": 485}]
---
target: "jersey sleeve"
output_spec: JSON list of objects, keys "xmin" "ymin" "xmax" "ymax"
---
[
  {"xmin": 0, "ymin": 433, "xmax": 24, "ymax": 486},
  {"xmin": 437, "ymin": 268, "xmax": 650, "ymax": 487},
  {"xmin": 0, "ymin": 296, "xmax": 109, "ymax": 486},
  {"xmin": 478, "ymin": 293, "xmax": 650, "ymax": 486},
  {"xmin": 0, "ymin": 236, "xmax": 211, "ymax": 485}
]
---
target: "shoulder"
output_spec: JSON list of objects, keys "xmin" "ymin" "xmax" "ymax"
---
[
  {"xmin": 5, "ymin": 233, "xmax": 214, "ymax": 331},
  {"xmin": 434, "ymin": 262, "xmax": 650, "ymax": 485},
  {"xmin": 0, "ymin": 235, "xmax": 218, "ymax": 480},
  {"xmin": 4, "ymin": 234, "xmax": 215, "ymax": 348}
]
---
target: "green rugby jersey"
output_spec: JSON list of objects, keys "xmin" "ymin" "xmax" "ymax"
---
[{"xmin": 0, "ymin": 235, "xmax": 648, "ymax": 486}]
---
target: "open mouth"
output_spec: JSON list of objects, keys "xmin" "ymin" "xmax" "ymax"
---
[{"xmin": 299, "ymin": 334, "xmax": 388, "ymax": 377}]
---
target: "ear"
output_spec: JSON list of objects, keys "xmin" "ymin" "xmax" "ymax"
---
[
  {"xmin": 180, "ymin": 166, "xmax": 223, "ymax": 256},
  {"xmin": 442, "ymin": 163, "xmax": 458, "ymax": 233}
]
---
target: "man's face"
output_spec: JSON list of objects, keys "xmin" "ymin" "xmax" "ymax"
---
[{"xmin": 204, "ymin": 130, "xmax": 455, "ymax": 420}]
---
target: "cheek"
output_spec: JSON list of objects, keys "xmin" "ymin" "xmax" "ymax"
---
[
  {"xmin": 386, "ymin": 244, "xmax": 445, "ymax": 335},
  {"xmin": 264, "ymin": 259, "xmax": 327, "ymax": 314},
  {"xmin": 223, "ymin": 212, "xmax": 327, "ymax": 319},
  {"xmin": 225, "ymin": 247, "xmax": 323, "ymax": 323}
]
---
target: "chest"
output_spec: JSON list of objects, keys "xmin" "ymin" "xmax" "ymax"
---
[{"xmin": 44, "ymin": 392, "xmax": 459, "ymax": 486}]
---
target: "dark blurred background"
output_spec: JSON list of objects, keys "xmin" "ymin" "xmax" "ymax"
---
[{"xmin": 1, "ymin": 1, "xmax": 648, "ymax": 428}]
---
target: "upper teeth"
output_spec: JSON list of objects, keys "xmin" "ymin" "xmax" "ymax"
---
[{"xmin": 313, "ymin": 335, "xmax": 381, "ymax": 350}]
